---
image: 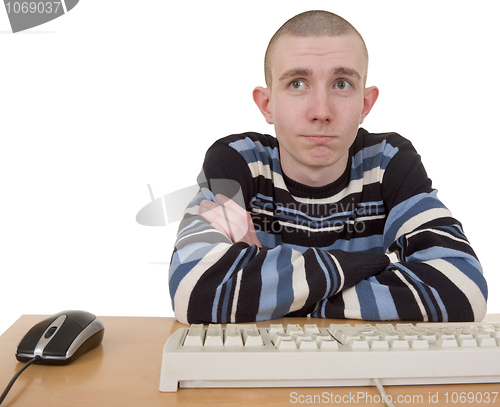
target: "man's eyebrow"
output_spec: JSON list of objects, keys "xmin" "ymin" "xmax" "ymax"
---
[
  {"xmin": 278, "ymin": 68, "xmax": 312, "ymax": 82},
  {"xmin": 278, "ymin": 67, "xmax": 363, "ymax": 83},
  {"xmin": 333, "ymin": 67, "xmax": 362, "ymax": 81}
]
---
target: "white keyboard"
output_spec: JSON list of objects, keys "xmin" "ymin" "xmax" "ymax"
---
[{"xmin": 159, "ymin": 321, "xmax": 500, "ymax": 392}]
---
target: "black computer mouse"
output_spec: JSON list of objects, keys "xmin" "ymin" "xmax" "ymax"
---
[{"xmin": 15, "ymin": 310, "xmax": 104, "ymax": 365}]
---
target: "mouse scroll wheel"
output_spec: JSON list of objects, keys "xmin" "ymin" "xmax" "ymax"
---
[{"xmin": 44, "ymin": 326, "xmax": 58, "ymax": 339}]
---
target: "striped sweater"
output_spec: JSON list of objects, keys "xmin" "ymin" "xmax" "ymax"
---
[{"xmin": 169, "ymin": 129, "xmax": 487, "ymax": 324}]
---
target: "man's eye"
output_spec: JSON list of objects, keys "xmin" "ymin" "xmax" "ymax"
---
[
  {"xmin": 335, "ymin": 80, "xmax": 352, "ymax": 91},
  {"xmin": 289, "ymin": 79, "xmax": 305, "ymax": 90}
]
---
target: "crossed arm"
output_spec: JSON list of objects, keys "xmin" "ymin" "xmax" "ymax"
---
[{"xmin": 199, "ymin": 194, "xmax": 261, "ymax": 248}]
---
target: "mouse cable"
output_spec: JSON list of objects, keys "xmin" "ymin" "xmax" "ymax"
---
[{"xmin": 0, "ymin": 356, "xmax": 41, "ymax": 405}]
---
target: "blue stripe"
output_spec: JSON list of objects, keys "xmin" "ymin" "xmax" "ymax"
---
[
  {"xmin": 317, "ymin": 299, "xmax": 328, "ymax": 318},
  {"xmin": 359, "ymin": 279, "xmax": 399, "ymax": 320},
  {"xmin": 169, "ymin": 242, "xmax": 216, "ymax": 300},
  {"xmin": 321, "ymin": 251, "xmax": 339, "ymax": 296},
  {"xmin": 444, "ymin": 257, "xmax": 487, "ymax": 299},
  {"xmin": 325, "ymin": 234, "xmax": 385, "ymax": 253},
  {"xmin": 395, "ymin": 263, "xmax": 447, "ymax": 322},
  {"xmin": 212, "ymin": 249, "xmax": 248, "ymax": 321},
  {"xmin": 356, "ymin": 280, "xmax": 380, "ymax": 320},
  {"xmin": 229, "ymin": 138, "xmax": 281, "ymax": 173},
  {"xmin": 258, "ymin": 248, "xmax": 281, "ymax": 320},
  {"xmin": 372, "ymin": 282, "xmax": 399, "ymax": 319},
  {"xmin": 271, "ymin": 247, "xmax": 296, "ymax": 319},
  {"xmin": 312, "ymin": 249, "xmax": 332, "ymax": 298},
  {"xmin": 384, "ymin": 191, "xmax": 446, "ymax": 249},
  {"xmin": 406, "ymin": 247, "xmax": 487, "ymax": 298},
  {"xmin": 350, "ymin": 142, "xmax": 399, "ymax": 181}
]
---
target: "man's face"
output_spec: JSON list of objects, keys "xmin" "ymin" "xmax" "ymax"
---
[{"xmin": 260, "ymin": 34, "xmax": 377, "ymax": 186}]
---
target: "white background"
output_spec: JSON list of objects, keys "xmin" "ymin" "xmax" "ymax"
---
[{"xmin": 1, "ymin": 0, "xmax": 499, "ymax": 336}]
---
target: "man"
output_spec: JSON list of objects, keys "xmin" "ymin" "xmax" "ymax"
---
[{"xmin": 168, "ymin": 10, "xmax": 487, "ymax": 325}]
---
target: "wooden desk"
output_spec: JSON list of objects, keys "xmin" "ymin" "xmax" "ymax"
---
[{"xmin": 1, "ymin": 315, "xmax": 500, "ymax": 406}]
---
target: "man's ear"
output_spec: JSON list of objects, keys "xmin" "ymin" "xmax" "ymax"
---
[
  {"xmin": 252, "ymin": 86, "xmax": 273, "ymax": 124},
  {"xmin": 360, "ymin": 85, "xmax": 379, "ymax": 124}
]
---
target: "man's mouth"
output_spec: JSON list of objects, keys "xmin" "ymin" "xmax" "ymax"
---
[{"xmin": 303, "ymin": 135, "xmax": 337, "ymax": 143}]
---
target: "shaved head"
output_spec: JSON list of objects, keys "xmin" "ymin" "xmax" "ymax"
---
[{"xmin": 264, "ymin": 10, "xmax": 368, "ymax": 86}]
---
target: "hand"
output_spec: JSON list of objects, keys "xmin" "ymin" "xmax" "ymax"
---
[{"xmin": 199, "ymin": 194, "xmax": 262, "ymax": 247}]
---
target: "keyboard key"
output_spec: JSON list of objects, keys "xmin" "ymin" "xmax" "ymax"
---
[
  {"xmin": 409, "ymin": 339, "xmax": 429, "ymax": 349},
  {"xmin": 375, "ymin": 324, "xmax": 398, "ymax": 334},
  {"xmin": 242, "ymin": 326, "xmax": 264, "ymax": 347},
  {"xmin": 420, "ymin": 334, "xmax": 437, "ymax": 344},
  {"xmin": 327, "ymin": 324, "xmax": 352, "ymax": 336},
  {"xmin": 478, "ymin": 337, "xmax": 497, "ymax": 348},
  {"xmin": 286, "ymin": 324, "xmax": 303, "ymax": 334},
  {"xmin": 183, "ymin": 324, "xmax": 205, "ymax": 347},
  {"xmin": 274, "ymin": 334, "xmax": 296, "ymax": 349},
  {"xmin": 224, "ymin": 325, "xmax": 243, "ymax": 347},
  {"xmin": 369, "ymin": 339, "xmax": 390, "ymax": 350},
  {"xmin": 303, "ymin": 324, "xmax": 320, "ymax": 334},
  {"xmin": 268, "ymin": 324, "xmax": 285, "ymax": 336},
  {"xmin": 437, "ymin": 337, "xmax": 459, "ymax": 348},
  {"xmin": 348, "ymin": 339, "xmax": 370, "ymax": 349},
  {"xmin": 389, "ymin": 339, "xmax": 410, "ymax": 349},
  {"xmin": 313, "ymin": 334, "xmax": 339, "ymax": 350},
  {"xmin": 204, "ymin": 324, "xmax": 223, "ymax": 347},
  {"xmin": 395, "ymin": 323, "xmax": 416, "ymax": 333},
  {"xmin": 458, "ymin": 338, "xmax": 478, "ymax": 348},
  {"xmin": 297, "ymin": 338, "xmax": 318, "ymax": 349}
]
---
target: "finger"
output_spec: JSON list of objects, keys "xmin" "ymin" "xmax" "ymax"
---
[
  {"xmin": 213, "ymin": 195, "xmax": 258, "ymax": 243},
  {"xmin": 215, "ymin": 194, "xmax": 246, "ymax": 214},
  {"xmin": 202, "ymin": 198, "xmax": 243, "ymax": 228},
  {"xmin": 199, "ymin": 200, "xmax": 235, "ymax": 241},
  {"xmin": 199, "ymin": 200, "xmax": 226, "ymax": 223}
]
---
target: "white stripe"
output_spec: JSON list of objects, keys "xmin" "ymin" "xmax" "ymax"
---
[
  {"xmin": 272, "ymin": 171, "xmax": 287, "ymax": 190},
  {"xmin": 251, "ymin": 206, "xmax": 274, "ymax": 217},
  {"xmin": 341, "ymin": 286, "xmax": 362, "ymax": 319},
  {"xmin": 358, "ymin": 214, "xmax": 386, "ymax": 222},
  {"xmin": 278, "ymin": 220, "xmax": 344, "ymax": 233},
  {"xmin": 406, "ymin": 227, "xmax": 471, "ymax": 247},
  {"xmin": 395, "ymin": 208, "xmax": 453, "ymax": 241},
  {"xmin": 230, "ymin": 270, "xmax": 243, "ymax": 323},
  {"xmin": 393, "ymin": 269, "xmax": 428, "ymax": 321},
  {"xmin": 422, "ymin": 258, "xmax": 487, "ymax": 321},
  {"xmin": 175, "ymin": 228, "xmax": 226, "ymax": 247},
  {"xmin": 173, "ymin": 243, "xmax": 231, "ymax": 324},
  {"xmin": 363, "ymin": 166, "xmax": 385, "ymax": 185},
  {"xmin": 288, "ymin": 252, "xmax": 309, "ymax": 313},
  {"xmin": 291, "ymin": 168, "xmax": 385, "ymax": 204},
  {"xmin": 292, "ymin": 177, "xmax": 364, "ymax": 204},
  {"xmin": 184, "ymin": 206, "xmax": 199, "ymax": 215},
  {"xmin": 247, "ymin": 161, "xmax": 273, "ymax": 179},
  {"xmin": 276, "ymin": 214, "xmax": 386, "ymax": 234}
]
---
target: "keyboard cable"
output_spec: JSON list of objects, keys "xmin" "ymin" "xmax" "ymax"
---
[
  {"xmin": 373, "ymin": 378, "xmax": 397, "ymax": 407},
  {"xmin": 0, "ymin": 356, "xmax": 41, "ymax": 405}
]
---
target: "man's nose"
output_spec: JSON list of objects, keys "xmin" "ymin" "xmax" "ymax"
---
[{"xmin": 308, "ymin": 89, "xmax": 333, "ymax": 122}]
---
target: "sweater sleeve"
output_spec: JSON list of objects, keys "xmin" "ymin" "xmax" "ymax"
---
[
  {"xmin": 168, "ymin": 136, "xmax": 390, "ymax": 324},
  {"xmin": 312, "ymin": 136, "xmax": 488, "ymax": 322}
]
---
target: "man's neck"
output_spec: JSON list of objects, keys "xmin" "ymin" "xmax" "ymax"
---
[{"xmin": 279, "ymin": 150, "xmax": 349, "ymax": 187}]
